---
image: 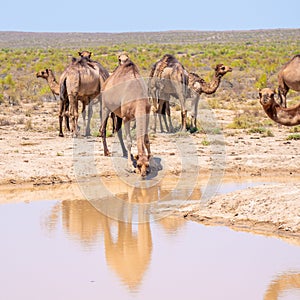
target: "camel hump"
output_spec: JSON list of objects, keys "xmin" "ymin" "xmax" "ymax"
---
[
  {"xmin": 150, "ymin": 54, "xmax": 179, "ymax": 78},
  {"xmin": 292, "ymin": 54, "xmax": 300, "ymax": 60}
]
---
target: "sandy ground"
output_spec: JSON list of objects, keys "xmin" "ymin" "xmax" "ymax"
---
[{"xmin": 0, "ymin": 101, "xmax": 299, "ymax": 241}]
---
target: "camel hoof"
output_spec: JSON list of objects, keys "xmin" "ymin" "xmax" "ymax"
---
[{"xmin": 59, "ymin": 133, "xmax": 64, "ymax": 137}]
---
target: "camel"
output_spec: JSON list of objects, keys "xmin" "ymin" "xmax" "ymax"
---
[
  {"xmin": 36, "ymin": 68, "xmax": 60, "ymax": 97},
  {"xmin": 188, "ymin": 63, "xmax": 232, "ymax": 128},
  {"xmin": 259, "ymin": 88, "xmax": 300, "ymax": 126},
  {"xmin": 78, "ymin": 50, "xmax": 111, "ymax": 128},
  {"xmin": 149, "ymin": 54, "xmax": 189, "ymax": 132},
  {"xmin": 59, "ymin": 55, "xmax": 106, "ymax": 137},
  {"xmin": 37, "ymin": 53, "xmax": 110, "ymax": 137},
  {"xmin": 36, "ymin": 68, "xmax": 70, "ymax": 134},
  {"xmin": 100, "ymin": 55, "xmax": 151, "ymax": 178},
  {"xmin": 277, "ymin": 54, "xmax": 300, "ymax": 108}
]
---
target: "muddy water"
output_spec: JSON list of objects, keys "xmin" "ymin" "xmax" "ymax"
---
[{"xmin": 0, "ymin": 181, "xmax": 299, "ymax": 300}]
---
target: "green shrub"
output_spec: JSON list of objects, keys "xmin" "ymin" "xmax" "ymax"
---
[{"xmin": 286, "ymin": 133, "xmax": 300, "ymax": 140}]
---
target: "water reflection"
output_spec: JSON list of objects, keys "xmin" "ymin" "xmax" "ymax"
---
[
  {"xmin": 103, "ymin": 216, "xmax": 152, "ymax": 291},
  {"xmin": 264, "ymin": 273, "xmax": 300, "ymax": 300},
  {"xmin": 83, "ymin": 176, "xmax": 200, "ymax": 223},
  {"xmin": 44, "ymin": 199, "xmax": 184, "ymax": 290}
]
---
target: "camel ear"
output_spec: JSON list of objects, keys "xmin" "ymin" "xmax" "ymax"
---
[
  {"xmin": 78, "ymin": 51, "xmax": 82, "ymax": 56},
  {"xmin": 46, "ymin": 68, "xmax": 49, "ymax": 74},
  {"xmin": 259, "ymin": 92, "xmax": 262, "ymax": 98}
]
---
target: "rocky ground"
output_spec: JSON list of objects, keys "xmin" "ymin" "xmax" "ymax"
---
[{"xmin": 0, "ymin": 101, "xmax": 299, "ymax": 242}]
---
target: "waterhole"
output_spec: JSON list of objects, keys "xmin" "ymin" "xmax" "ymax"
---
[{"xmin": 0, "ymin": 180, "xmax": 299, "ymax": 300}]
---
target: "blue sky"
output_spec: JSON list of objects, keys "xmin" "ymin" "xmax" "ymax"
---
[{"xmin": 2, "ymin": 0, "xmax": 299, "ymax": 32}]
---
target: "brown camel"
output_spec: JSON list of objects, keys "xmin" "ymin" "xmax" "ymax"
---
[
  {"xmin": 100, "ymin": 55, "xmax": 151, "ymax": 178},
  {"xmin": 37, "ymin": 52, "xmax": 110, "ymax": 137},
  {"xmin": 149, "ymin": 54, "xmax": 189, "ymax": 132},
  {"xmin": 60, "ymin": 56, "xmax": 103, "ymax": 137},
  {"xmin": 188, "ymin": 63, "xmax": 232, "ymax": 128},
  {"xmin": 277, "ymin": 54, "xmax": 300, "ymax": 108},
  {"xmin": 78, "ymin": 50, "xmax": 111, "ymax": 128},
  {"xmin": 259, "ymin": 88, "xmax": 300, "ymax": 126}
]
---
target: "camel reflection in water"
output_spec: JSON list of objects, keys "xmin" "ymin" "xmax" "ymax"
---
[
  {"xmin": 264, "ymin": 273, "xmax": 300, "ymax": 300},
  {"xmin": 44, "ymin": 182, "xmax": 193, "ymax": 290}
]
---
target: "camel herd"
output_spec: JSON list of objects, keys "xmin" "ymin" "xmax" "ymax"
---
[{"xmin": 36, "ymin": 52, "xmax": 300, "ymax": 178}]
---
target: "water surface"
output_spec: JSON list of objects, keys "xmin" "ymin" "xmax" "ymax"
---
[{"xmin": 0, "ymin": 197, "xmax": 299, "ymax": 300}]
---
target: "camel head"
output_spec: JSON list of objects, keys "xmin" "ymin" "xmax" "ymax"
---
[
  {"xmin": 259, "ymin": 88, "xmax": 276, "ymax": 108},
  {"xmin": 135, "ymin": 155, "xmax": 150, "ymax": 179},
  {"xmin": 118, "ymin": 52, "xmax": 130, "ymax": 65},
  {"xmin": 78, "ymin": 51, "xmax": 92, "ymax": 59},
  {"xmin": 215, "ymin": 64, "xmax": 232, "ymax": 77},
  {"xmin": 36, "ymin": 68, "xmax": 50, "ymax": 79}
]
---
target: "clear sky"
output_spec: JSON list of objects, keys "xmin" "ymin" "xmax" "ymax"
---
[{"xmin": 2, "ymin": 0, "xmax": 299, "ymax": 32}]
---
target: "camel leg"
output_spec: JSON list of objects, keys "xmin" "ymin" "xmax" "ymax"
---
[
  {"xmin": 99, "ymin": 95, "xmax": 103, "ymax": 125},
  {"xmin": 85, "ymin": 101, "xmax": 93, "ymax": 136},
  {"xmin": 69, "ymin": 93, "xmax": 79, "ymax": 137},
  {"xmin": 151, "ymin": 92, "xmax": 159, "ymax": 133},
  {"xmin": 124, "ymin": 121, "xmax": 134, "ymax": 172},
  {"xmin": 178, "ymin": 93, "xmax": 187, "ymax": 131},
  {"xmin": 82, "ymin": 104, "xmax": 86, "ymax": 136},
  {"xmin": 111, "ymin": 112, "xmax": 116, "ymax": 134},
  {"xmin": 165, "ymin": 99, "xmax": 174, "ymax": 132},
  {"xmin": 115, "ymin": 117, "xmax": 127, "ymax": 157},
  {"xmin": 158, "ymin": 99, "xmax": 166, "ymax": 133},
  {"xmin": 144, "ymin": 113, "xmax": 151, "ymax": 158},
  {"xmin": 161, "ymin": 101, "xmax": 169, "ymax": 132},
  {"xmin": 64, "ymin": 100, "xmax": 70, "ymax": 132},
  {"xmin": 191, "ymin": 95, "xmax": 199, "ymax": 128},
  {"xmin": 153, "ymin": 109, "xmax": 157, "ymax": 133},
  {"xmin": 278, "ymin": 85, "xmax": 288, "ymax": 108},
  {"xmin": 100, "ymin": 107, "xmax": 111, "ymax": 156},
  {"xmin": 58, "ymin": 98, "xmax": 66, "ymax": 137}
]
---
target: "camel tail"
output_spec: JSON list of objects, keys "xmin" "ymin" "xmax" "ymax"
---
[
  {"xmin": 182, "ymin": 71, "xmax": 188, "ymax": 97},
  {"xmin": 60, "ymin": 77, "xmax": 67, "ymax": 102}
]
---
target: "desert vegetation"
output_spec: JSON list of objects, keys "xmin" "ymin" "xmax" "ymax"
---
[{"xmin": 0, "ymin": 29, "xmax": 300, "ymax": 136}]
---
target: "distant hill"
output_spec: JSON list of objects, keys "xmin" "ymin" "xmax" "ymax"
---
[{"xmin": 0, "ymin": 29, "xmax": 299, "ymax": 48}]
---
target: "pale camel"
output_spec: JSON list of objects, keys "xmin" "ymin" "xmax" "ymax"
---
[
  {"xmin": 100, "ymin": 55, "xmax": 151, "ymax": 178},
  {"xmin": 60, "ymin": 56, "xmax": 102, "ymax": 137},
  {"xmin": 188, "ymin": 63, "xmax": 232, "ymax": 128},
  {"xmin": 277, "ymin": 54, "xmax": 300, "ymax": 108},
  {"xmin": 149, "ymin": 54, "xmax": 189, "ymax": 132},
  {"xmin": 36, "ymin": 68, "xmax": 60, "ymax": 97},
  {"xmin": 259, "ymin": 88, "xmax": 300, "ymax": 126}
]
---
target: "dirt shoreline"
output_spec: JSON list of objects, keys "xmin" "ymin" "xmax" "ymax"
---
[{"xmin": 0, "ymin": 103, "xmax": 300, "ymax": 241}]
